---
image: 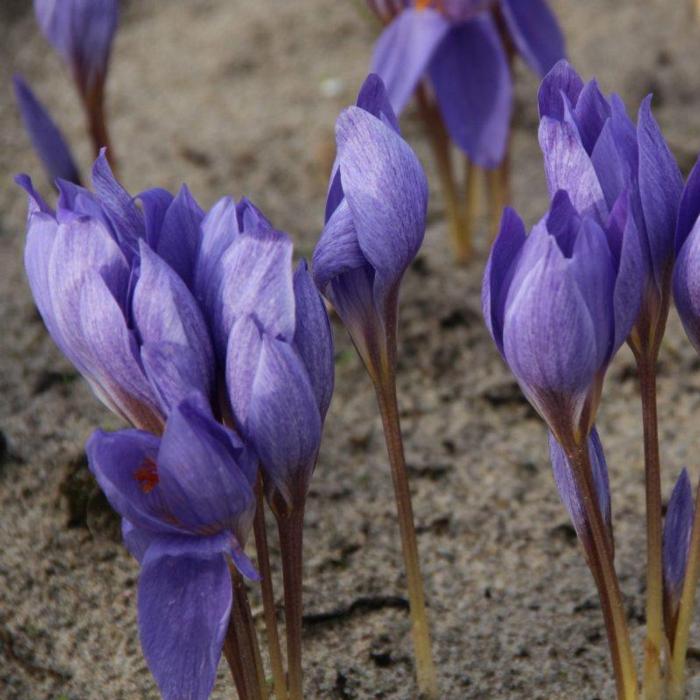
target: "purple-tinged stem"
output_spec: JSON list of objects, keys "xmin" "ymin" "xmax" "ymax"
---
[
  {"xmin": 668, "ymin": 479, "xmax": 700, "ymax": 699},
  {"xmin": 79, "ymin": 78, "xmax": 116, "ymax": 170},
  {"xmin": 374, "ymin": 362, "xmax": 438, "ymax": 699},
  {"xmin": 564, "ymin": 437, "xmax": 638, "ymax": 700},
  {"xmin": 415, "ymin": 83, "xmax": 472, "ymax": 265},
  {"xmin": 635, "ymin": 357, "xmax": 665, "ymax": 700},
  {"xmin": 223, "ymin": 566, "xmax": 267, "ymax": 700},
  {"xmin": 276, "ymin": 507, "xmax": 305, "ymax": 700},
  {"xmin": 254, "ymin": 485, "xmax": 288, "ymax": 700}
]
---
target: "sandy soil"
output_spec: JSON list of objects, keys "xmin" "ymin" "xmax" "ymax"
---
[{"xmin": 3, "ymin": 1, "xmax": 700, "ymax": 698}]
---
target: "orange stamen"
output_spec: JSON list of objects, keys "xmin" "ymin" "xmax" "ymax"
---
[{"xmin": 134, "ymin": 457, "xmax": 159, "ymax": 494}]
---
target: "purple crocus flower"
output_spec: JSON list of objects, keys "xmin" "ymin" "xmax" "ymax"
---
[
  {"xmin": 313, "ymin": 74, "xmax": 427, "ymax": 374},
  {"xmin": 193, "ymin": 197, "xmax": 334, "ymax": 513},
  {"xmin": 18, "ymin": 153, "xmax": 212, "ymax": 433},
  {"xmin": 87, "ymin": 393, "xmax": 257, "ymax": 700},
  {"xmin": 13, "ymin": 74, "xmax": 81, "ymax": 186},
  {"xmin": 549, "ymin": 427, "xmax": 612, "ymax": 549},
  {"xmin": 371, "ymin": 0, "xmax": 565, "ymax": 166},
  {"xmin": 538, "ymin": 61, "xmax": 682, "ymax": 354},
  {"xmin": 663, "ymin": 469, "xmax": 694, "ymax": 638},
  {"xmin": 34, "ymin": 0, "xmax": 118, "ymax": 98},
  {"xmin": 482, "ymin": 190, "xmax": 643, "ymax": 443}
]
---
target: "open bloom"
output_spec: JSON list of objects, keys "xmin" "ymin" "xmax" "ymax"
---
[
  {"xmin": 13, "ymin": 74, "xmax": 81, "ymax": 186},
  {"xmin": 19, "ymin": 152, "xmax": 212, "ymax": 432},
  {"xmin": 371, "ymin": 0, "xmax": 564, "ymax": 166},
  {"xmin": 538, "ymin": 60, "xmax": 682, "ymax": 344},
  {"xmin": 87, "ymin": 394, "xmax": 257, "ymax": 700},
  {"xmin": 482, "ymin": 189, "xmax": 643, "ymax": 442},
  {"xmin": 313, "ymin": 74, "xmax": 427, "ymax": 374},
  {"xmin": 34, "ymin": 0, "xmax": 118, "ymax": 98},
  {"xmin": 194, "ymin": 197, "xmax": 334, "ymax": 512}
]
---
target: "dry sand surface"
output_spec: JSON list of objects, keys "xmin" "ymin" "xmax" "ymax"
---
[{"xmin": 3, "ymin": 1, "xmax": 700, "ymax": 698}]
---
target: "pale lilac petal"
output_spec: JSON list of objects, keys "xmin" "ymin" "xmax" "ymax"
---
[
  {"xmin": 138, "ymin": 535, "xmax": 231, "ymax": 700},
  {"xmin": 138, "ymin": 188, "xmax": 174, "ymax": 249},
  {"xmin": 370, "ymin": 8, "xmax": 451, "ymax": 114},
  {"xmin": 676, "ymin": 157, "xmax": 700, "ymax": 255},
  {"xmin": 500, "ymin": 0, "xmax": 565, "ymax": 76},
  {"xmin": 122, "ymin": 519, "xmax": 156, "ymax": 564},
  {"xmin": 428, "ymin": 17, "xmax": 512, "ymax": 167},
  {"xmin": 335, "ymin": 106, "xmax": 427, "ymax": 307},
  {"xmin": 673, "ymin": 217, "xmax": 700, "ymax": 353},
  {"xmin": 573, "ymin": 80, "xmax": 611, "ymax": 154}
]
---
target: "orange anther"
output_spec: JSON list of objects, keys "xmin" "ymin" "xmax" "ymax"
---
[{"xmin": 134, "ymin": 457, "xmax": 159, "ymax": 494}]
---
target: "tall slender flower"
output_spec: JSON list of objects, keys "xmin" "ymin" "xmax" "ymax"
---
[
  {"xmin": 369, "ymin": 0, "xmax": 565, "ymax": 260},
  {"xmin": 482, "ymin": 193, "xmax": 643, "ymax": 699},
  {"xmin": 87, "ymin": 394, "xmax": 258, "ymax": 700},
  {"xmin": 194, "ymin": 196, "xmax": 334, "ymax": 700},
  {"xmin": 13, "ymin": 74, "xmax": 81, "ymax": 186},
  {"xmin": 313, "ymin": 74, "xmax": 438, "ymax": 698},
  {"xmin": 19, "ymin": 152, "xmax": 212, "ymax": 433},
  {"xmin": 34, "ymin": 0, "xmax": 119, "ymax": 162}
]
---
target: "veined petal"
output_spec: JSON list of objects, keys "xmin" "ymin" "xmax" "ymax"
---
[
  {"xmin": 156, "ymin": 184, "xmax": 204, "ymax": 287},
  {"xmin": 335, "ymin": 106, "xmax": 427, "ymax": 308},
  {"xmin": 157, "ymin": 397, "xmax": 256, "ymax": 540},
  {"xmin": 428, "ymin": 17, "xmax": 512, "ymax": 167},
  {"xmin": 637, "ymin": 96, "xmax": 683, "ymax": 286},
  {"xmin": 138, "ymin": 534, "xmax": 231, "ymax": 700},
  {"xmin": 538, "ymin": 59, "xmax": 584, "ymax": 120},
  {"xmin": 293, "ymin": 261, "xmax": 334, "ymax": 420},
  {"xmin": 313, "ymin": 198, "xmax": 367, "ymax": 294},
  {"xmin": 13, "ymin": 74, "xmax": 81, "ymax": 186},
  {"xmin": 573, "ymin": 80, "xmax": 611, "ymax": 154},
  {"xmin": 132, "ymin": 241, "xmax": 213, "ymax": 400},
  {"xmin": 226, "ymin": 318, "xmax": 321, "ymax": 508},
  {"xmin": 122, "ymin": 519, "xmax": 157, "ymax": 564},
  {"xmin": 15, "ymin": 173, "xmax": 54, "ymax": 216},
  {"xmin": 481, "ymin": 207, "xmax": 527, "ymax": 354},
  {"xmin": 138, "ymin": 187, "xmax": 174, "ymax": 249},
  {"xmin": 218, "ymin": 222, "xmax": 296, "ymax": 349},
  {"xmin": 590, "ymin": 118, "xmax": 630, "ymax": 213},
  {"xmin": 539, "ymin": 112, "xmax": 607, "ymax": 220},
  {"xmin": 546, "ymin": 189, "xmax": 581, "ymax": 256},
  {"xmin": 500, "ymin": 0, "xmax": 565, "ymax": 77},
  {"xmin": 370, "ymin": 7, "xmax": 451, "ymax": 114},
  {"xmin": 356, "ymin": 73, "xmax": 400, "ymax": 133},
  {"xmin": 91, "ymin": 150, "xmax": 144, "ymax": 255},
  {"xmin": 503, "ymin": 238, "xmax": 597, "ymax": 427}
]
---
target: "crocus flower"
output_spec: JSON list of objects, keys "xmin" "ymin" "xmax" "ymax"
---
[
  {"xmin": 19, "ymin": 152, "xmax": 212, "ymax": 433},
  {"xmin": 193, "ymin": 197, "xmax": 334, "ymax": 513},
  {"xmin": 87, "ymin": 393, "xmax": 258, "ymax": 700},
  {"xmin": 13, "ymin": 74, "xmax": 81, "ymax": 186},
  {"xmin": 313, "ymin": 74, "xmax": 427, "ymax": 374},
  {"xmin": 482, "ymin": 190, "xmax": 643, "ymax": 443},
  {"xmin": 549, "ymin": 427, "xmax": 612, "ymax": 550},
  {"xmin": 538, "ymin": 60, "xmax": 683, "ymax": 355},
  {"xmin": 371, "ymin": 0, "xmax": 565, "ymax": 166},
  {"xmin": 663, "ymin": 469, "xmax": 694, "ymax": 641},
  {"xmin": 34, "ymin": 0, "xmax": 118, "ymax": 98}
]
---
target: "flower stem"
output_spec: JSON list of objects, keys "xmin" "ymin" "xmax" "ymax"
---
[
  {"xmin": 464, "ymin": 157, "xmax": 481, "ymax": 241},
  {"xmin": 374, "ymin": 364, "xmax": 438, "ymax": 699},
  {"xmin": 486, "ymin": 153, "xmax": 511, "ymax": 238},
  {"xmin": 254, "ymin": 486, "xmax": 288, "ymax": 699},
  {"xmin": 276, "ymin": 508, "xmax": 305, "ymax": 700},
  {"xmin": 566, "ymin": 438, "xmax": 639, "ymax": 700},
  {"xmin": 636, "ymin": 357, "xmax": 665, "ymax": 700},
  {"xmin": 80, "ymin": 78, "xmax": 116, "ymax": 170},
  {"xmin": 668, "ymin": 479, "xmax": 700, "ymax": 699},
  {"xmin": 223, "ymin": 566, "xmax": 267, "ymax": 700},
  {"xmin": 415, "ymin": 84, "xmax": 472, "ymax": 264}
]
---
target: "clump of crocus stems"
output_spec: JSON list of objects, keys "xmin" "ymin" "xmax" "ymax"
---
[
  {"xmin": 367, "ymin": 0, "xmax": 565, "ymax": 263},
  {"xmin": 314, "ymin": 74, "xmax": 438, "ymax": 697}
]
